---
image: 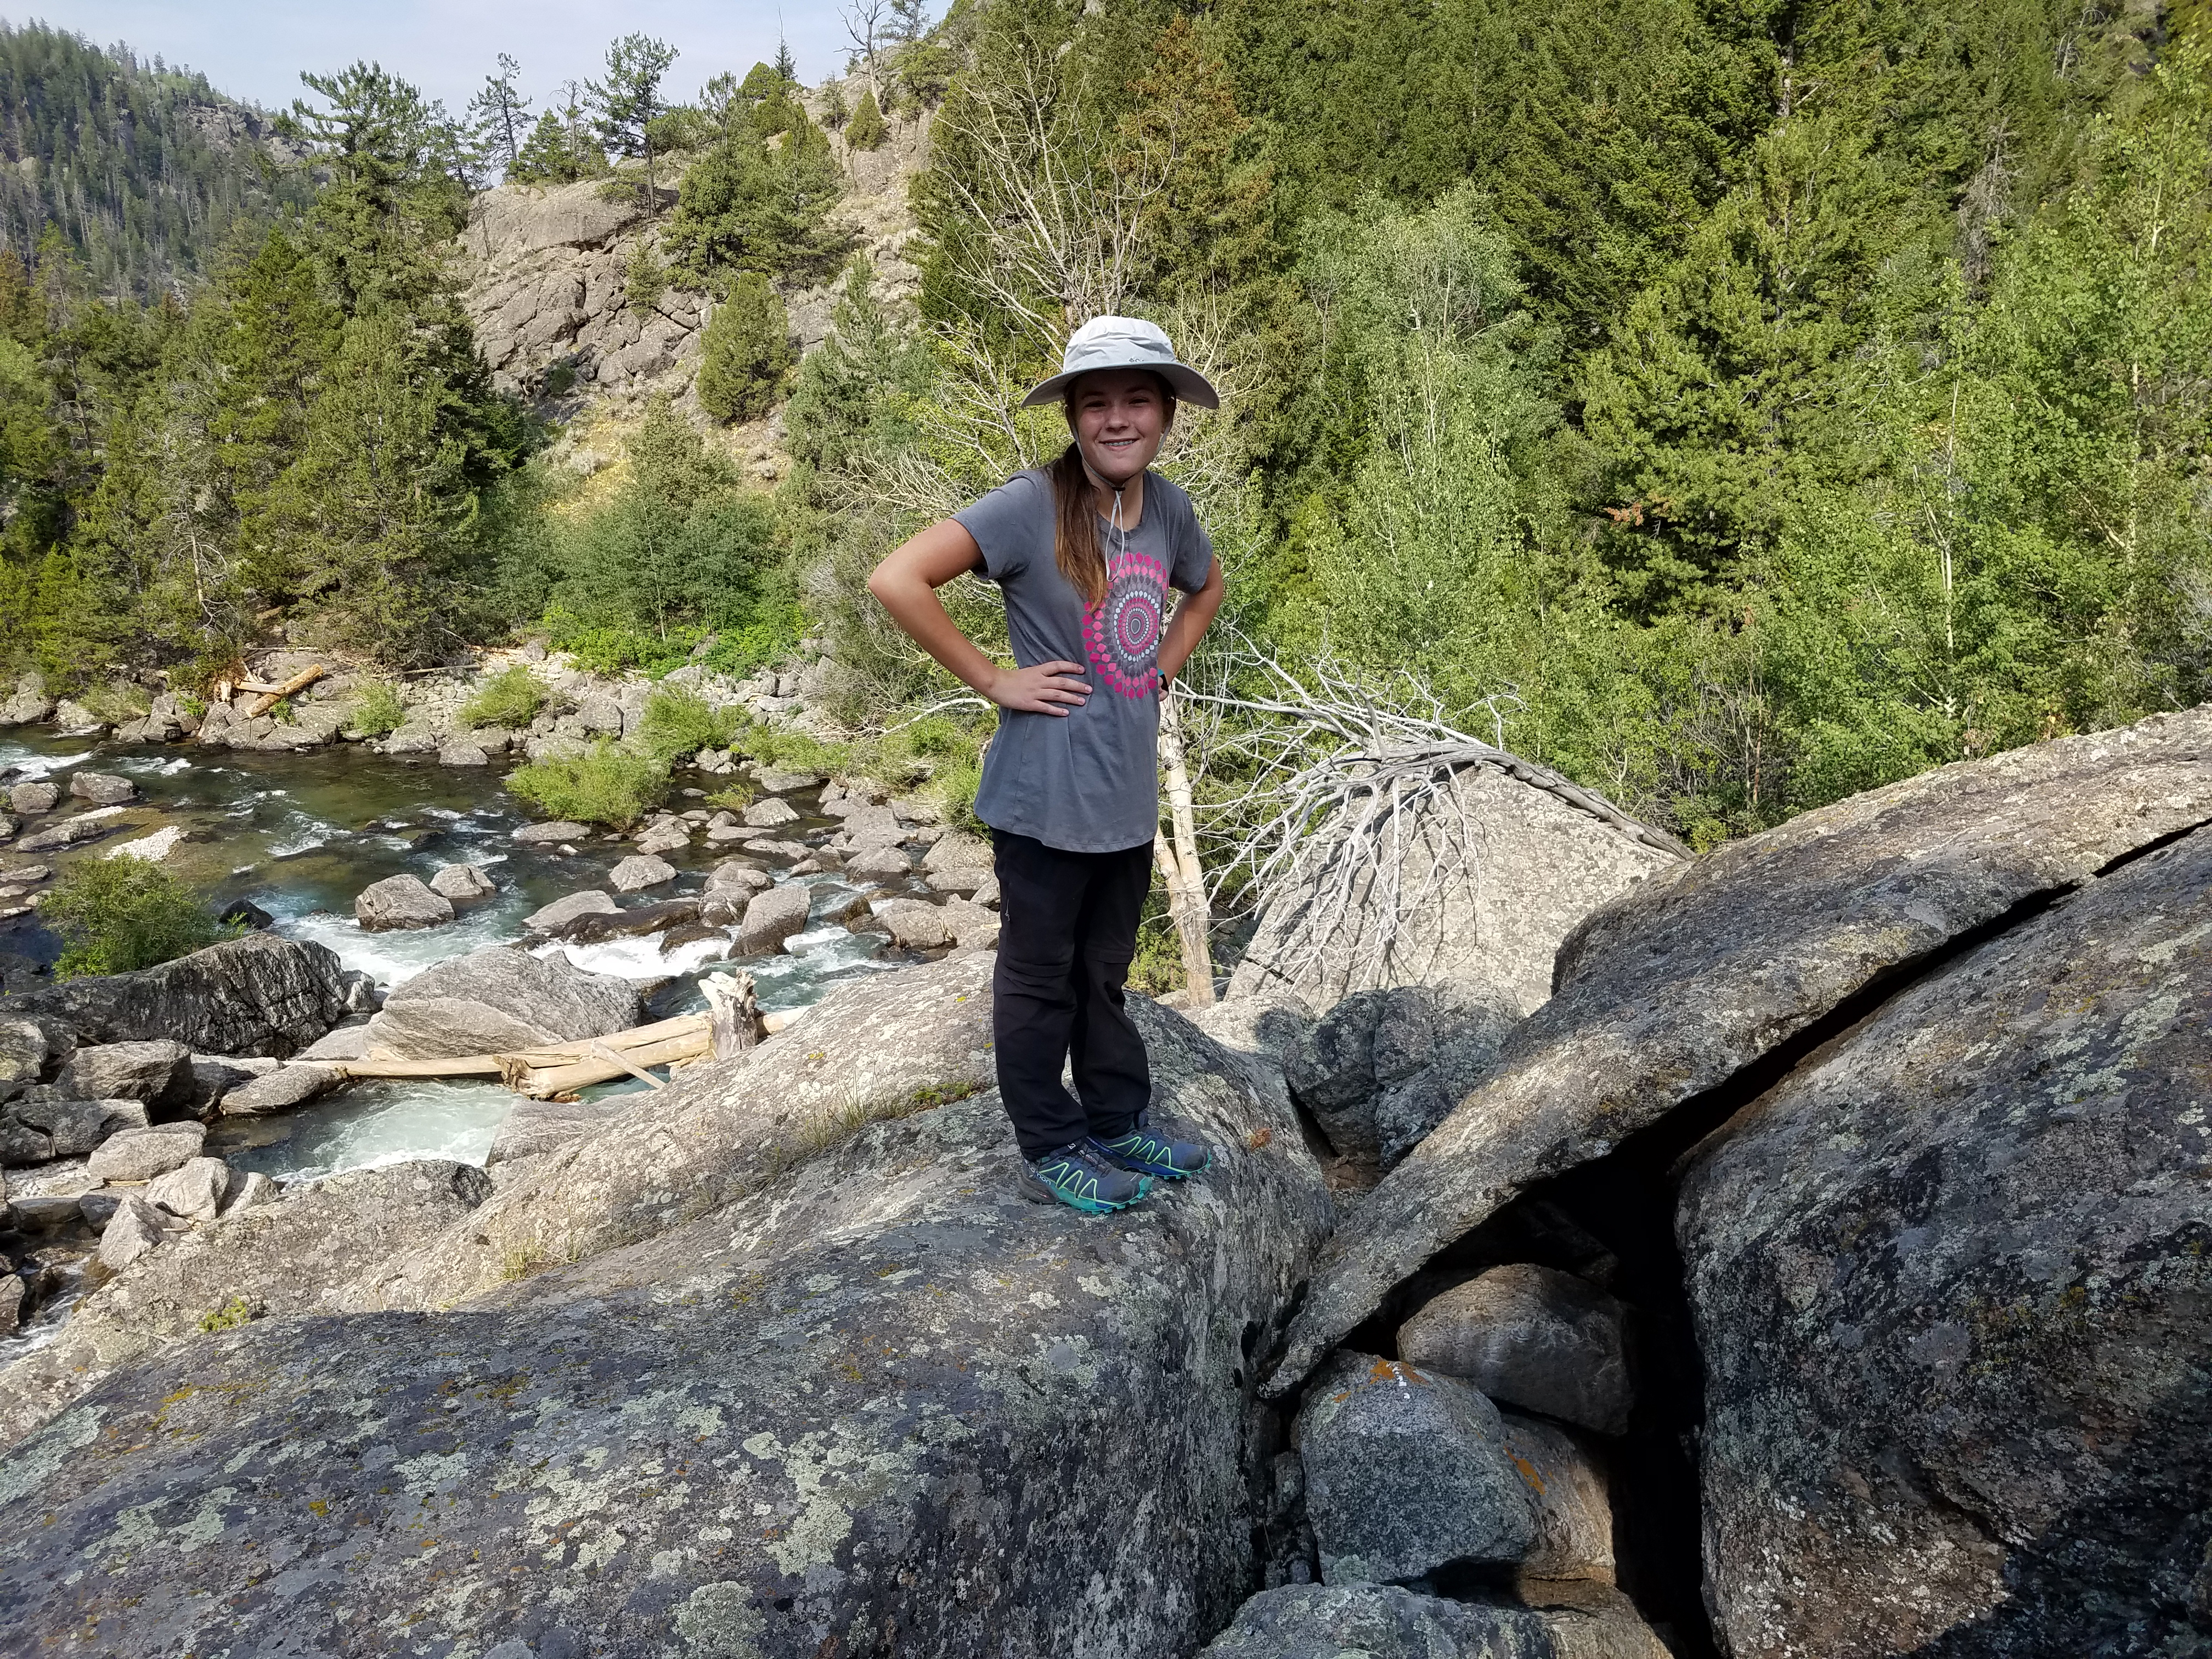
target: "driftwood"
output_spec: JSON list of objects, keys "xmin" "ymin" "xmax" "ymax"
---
[
  {"xmin": 701, "ymin": 970, "xmax": 762, "ymax": 1059},
  {"xmin": 238, "ymin": 665, "xmax": 325, "ymax": 719},
  {"xmin": 336, "ymin": 1013, "xmax": 713, "ymax": 1098}
]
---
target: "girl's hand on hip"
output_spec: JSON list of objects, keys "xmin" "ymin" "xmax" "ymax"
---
[{"xmin": 990, "ymin": 661, "xmax": 1091, "ymax": 715}]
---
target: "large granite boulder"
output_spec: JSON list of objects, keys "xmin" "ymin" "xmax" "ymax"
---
[
  {"xmin": 1266, "ymin": 708, "xmax": 2212, "ymax": 1394},
  {"xmin": 53, "ymin": 1039, "xmax": 191, "ymax": 1110},
  {"xmin": 0, "ymin": 968, "xmax": 1334, "ymax": 1657},
  {"xmin": 1286, "ymin": 978, "xmax": 1520, "ymax": 1167},
  {"xmin": 1397, "ymin": 1264, "xmax": 1633, "ymax": 1436},
  {"xmin": 353, "ymin": 872, "xmax": 455, "ymax": 930},
  {"xmin": 1678, "ymin": 822, "xmax": 2212, "ymax": 1658},
  {"xmin": 362, "ymin": 946, "xmax": 639, "ymax": 1062},
  {"xmin": 1197, "ymin": 1581, "xmax": 1668, "ymax": 1659},
  {"xmin": 0, "ymin": 935, "xmax": 348, "ymax": 1059},
  {"xmin": 1227, "ymin": 762, "xmax": 1681, "ymax": 1012},
  {"xmin": 0, "ymin": 1161, "xmax": 493, "ymax": 1451}
]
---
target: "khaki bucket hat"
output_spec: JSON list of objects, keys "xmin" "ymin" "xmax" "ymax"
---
[{"xmin": 1020, "ymin": 315, "xmax": 1222, "ymax": 410}]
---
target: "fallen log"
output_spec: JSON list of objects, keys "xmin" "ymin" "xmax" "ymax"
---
[
  {"xmin": 334, "ymin": 1013, "xmax": 713, "ymax": 1093},
  {"xmin": 239, "ymin": 665, "xmax": 325, "ymax": 719}
]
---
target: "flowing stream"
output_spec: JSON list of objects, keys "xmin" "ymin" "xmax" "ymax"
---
[{"xmin": 1, "ymin": 730, "xmax": 916, "ymax": 1183}]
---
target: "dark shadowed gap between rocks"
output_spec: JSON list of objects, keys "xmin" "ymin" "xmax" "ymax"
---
[{"xmin": 1295, "ymin": 880, "xmax": 2101, "ymax": 1659}]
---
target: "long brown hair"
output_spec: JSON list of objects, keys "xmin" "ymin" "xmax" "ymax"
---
[{"xmin": 1049, "ymin": 375, "xmax": 1176, "ymax": 606}]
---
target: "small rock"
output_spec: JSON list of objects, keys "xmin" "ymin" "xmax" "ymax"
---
[
  {"xmin": 55, "ymin": 1040, "xmax": 193, "ymax": 1109},
  {"xmin": 437, "ymin": 741, "xmax": 492, "ymax": 766},
  {"xmin": 513, "ymin": 820, "xmax": 592, "ymax": 844},
  {"xmin": 8, "ymin": 781, "xmax": 59, "ymax": 815},
  {"xmin": 86, "ymin": 1122, "xmax": 207, "ymax": 1182},
  {"xmin": 1195, "ymin": 1584, "xmax": 1553, "ymax": 1659},
  {"xmin": 522, "ymin": 889, "xmax": 619, "ymax": 933},
  {"xmin": 219, "ymin": 1064, "xmax": 343, "ymax": 1118},
  {"xmin": 1499, "ymin": 1411, "xmax": 1616, "ymax": 1583},
  {"xmin": 67, "ymin": 770, "xmax": 136, "ymax": 805},
  {"xmin": 78, "ymin": 1189, "xmax": 123, "ymax": 1228},
  {"xmin": 429, "ymin": 864, "xmax": 498, "ymax": 901},
  {"xmin": 9, "ymin": 1193, "xmax": 91, "ymax": 1231},
  {"xmin": 928, "ymin": 862, "xmax": 992, "ymax": 896},
  {"xmin": 848, "ymin": 844, "xmax": 914, "ymax": 881},
  {"xmin": 216, "ymin": 1170, "xmax": 279, "ymax": 1217},
  {"xmin": 610, "ymin": 854, "xmax": 678, "ymax": 893},
  {"xmin": 99, "ymin": 1193, "xmax": 182, "ymax": 1269},
  {"xmin": 338, "ymin": 969, "xmax": 380, "ymax": 1015},
  {"xmin": 145, "ymin": 1155, "xmax": 233, "ymax": 1221},
  {"xmin": 0, "ymin": 1273, "xmax": 19, "ymax": 1335},
  {"xmin": 18, "ymin": 812, "xmax": 126, "ymax": 853},
  {"xmin": 218, "ymin": 897, "xmax": 275, "ymax": 930},
  {"xmin": 737, "ymin": 884, "xmax": 812, "ymax": 956},
  {"xmin": 706, "ymin": 859, "xmax": 770, "ymax": 894},
  {"xmin": 742, "ymin": 796, "xmax": 800, "ymax": 829},
  {"xmin": 873, "ymin": 898, "xmax": 953, "ymax": 950},
  {"xmin": 186, "ymin": 1053, "xmax": 279, "ymax": 1110},
  {"xmin": 354, "ymin": 874, "xmax": 455, "ymax": 932},
  {"xmin": 1397, "ymin": 1264, "xmax": 1633, "ymax": 1436},
  {"xmin": 1294, "ymin": 1352, "xmax": 1537, "ymax": 1585},
  {"xmin": 749, "ymin": 765, "xmax": 822, "ymax": 793},
  {"xmin": 635, "ymin": 821, "xmax": 691, "ymax": 856},
  {"xmin": 0, "ymin": 1012, "xmax": 72, "ymax": 1084}
]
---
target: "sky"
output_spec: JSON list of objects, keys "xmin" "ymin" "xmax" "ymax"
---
[{"xmin": 7, "ymin": 2, "xmax": 858, "ymax": 120}]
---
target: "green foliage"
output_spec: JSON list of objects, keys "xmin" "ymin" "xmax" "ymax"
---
[
  {"xmin": 43, "ymin": 856, "xmax": 234, "ymax": 979},
  {"xmin": 662, "ymin": 114, "xmax": 847, "ymax": 289},
  {"xmin": 196, "ymin": 1294, "xmax": 256, "ymax": 1333},
  {"xmin": 636, "ymin": 684, "xmax": 745, "ymax": 763},
  {"xmin": 697, "ymin": 274, "xmax": 795, "ymax": 421},
  {"xmin": 504, "ymin": 740, "xmax": 669, "ymax": 827},
  {"xmin": 347, "ymin": 680, "xmax": 407, "ymax": 736},
  {"xmin": 466, "ymin": 54, "xmax": 532, "ymax": 178},
  {"xmin": 510, "ymin": 106, "xmax": 606, "ymax": 185},
  {"xmin": 462, "ymin": 664, "xmax": 545, "ymax": 729},
  {"xmin": 589, "ymin": 34, "xmax": 680, "ymax": 197},
  {"xmin": 77, "ymin": 681, "xmax": 149, "ymax": 724},
  {"xmin": 845, "ymin": 88, "xmax": 888, "ymax": 150},
  {"xmin": 625, "ymin": 241, "xmax": 669, "ymax": 311}
]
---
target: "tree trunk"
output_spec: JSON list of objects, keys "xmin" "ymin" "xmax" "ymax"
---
[{"xmin": 1158, "ymin": 690, "xmax": 1215, "ymax": 1005}]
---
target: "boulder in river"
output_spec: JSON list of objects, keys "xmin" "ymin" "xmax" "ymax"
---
[
  {"xmin": 0, "ymin": 965, "xmax": 1334, "ymax": 1657},
  {"xmin": 847, "ymin": 842, "xmax": 913, "ymax": 880},
  {"xmin": 353, "ymin": 872, "xmax": 454, "ymax": 931},
  {"xmin": 1679, "ymin": 821, "xmax": 2212, "ymax": 1658},
  {"xmin": 53, "ymin": 1039, "xmax": 191, "ymax": 1111},
  {"xmin": 428, "ymin": 862, "xmax": 497, "ymax": 900},
  {"xmin": 735, "ymin": 882, "xmax": 811, "ymax": 955},
  {"xmin": 742, "ymin": 795, "xmax": 800, "ymax": 828},
  {"xmin": 521, "ymin": 889, "xmax": 618, "ymax": 932},
  {"xmin": 634, "ymin": 820, "xmax": 691, "ymax": 856},
  {"xmin": 512, "ymin": 819, "xmax": 592, "ymax": 844},
  {"xmin": 217, "ymin": 1063, "xmax": 343, "ymax": 1118},
  {"xmin": 0, "ymin": 934, "xmax": 348, "ymax": 1059},
  {"xmin": 85, "ymin": 1121, "xmax": 204, "ymax": 1181},
  {"xmin": 0, "ymin": 1160, "xmax": 494, "ymax": 1451},
  {"xmin": 1397, "ymin": 1264, "xmax": 1633, "ymax": 1436},
  {"xmin": 7, "ymin": 780, "xmax": 58, "ymax": 815},
  {"xmin": 608, "ymin": 853, "xmax": 676, "ymax": 892},
  {"xmin": 1265, "ymin": 707, "xmax": 2212, "ymax": 1395},
  {"xmin": 363, "ymin": 945, "xmax": 639, "ymax": 1062},
  {"xmin": 66, "ymin": 771, "xmax": 136, "ymax": 805}
]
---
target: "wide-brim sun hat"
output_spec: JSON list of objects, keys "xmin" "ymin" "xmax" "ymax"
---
[{"xmin": 1020, "ymin": 315, "xmax": 1221, "ymax": 410}]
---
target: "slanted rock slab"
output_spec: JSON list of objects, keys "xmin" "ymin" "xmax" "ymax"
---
[
  {"xmin": 84, "ymin": 1121, "xmax": 205, "ymax": 1182},
  {"xmin": 736, "ymin": 883, "xmax": 811, "ymax": 955},
  {"xmin": 741, "ymin": 795, "xmax": 800, "ymax": 828},
  {"xmin": 522, "ymin": 888, "xmax": 618, "ymax": 932},
  {"xmin": 0, "ymin": 979, "xmax": 1333, "ymax": 1657},
  {"xmin": 1197, "ymin": 1584, "xmax": 1554, "ymax": 1659},
  {"xmin": 1267, "ymin": 706, "xmax": 2212, "ymax": 1394},
  {"xmin": 428, "ymin": 862, "xmax": 498, "ymax": 900},
  {"xmin": 217, "ymin": 1064, "xmax": 343, "ymax": 1118},
  {"xmin": 512, "ymin": 820, "xmax": 592, "ymax": 844},
  {"xmin": 53, "ymin": 1039, "xmax": 192, "ymax": 1110},
  {"xmin": 0, "ymin": 934, "xmax": 348, "ymax": 1058},
  {"xmin": 608, "ymin": 853, "xmax": 677, "ymax": 893},
  {"xmin": 144, "ymin": 1155, "xmax": 232, "ymax": 1221}
]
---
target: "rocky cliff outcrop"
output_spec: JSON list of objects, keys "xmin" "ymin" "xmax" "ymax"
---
[
  {"xmin": 0, "ymin": 974, "xmax": 1334, "ymax": 1657},
  {"xmin": 0, "ymin": 933, "xmax": 347, "ymax": 1058}
]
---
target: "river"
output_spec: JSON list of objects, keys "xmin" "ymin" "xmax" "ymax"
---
[{"xmin": 0, "ymin": 730, "xmax": 914, "ymax": 1184}]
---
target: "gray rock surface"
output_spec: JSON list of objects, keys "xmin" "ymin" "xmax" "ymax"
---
[
  {"xmin": 1295, "ymin": 1352, "xmax": 1537, "ymax": 1584},
  {"xmin": 847, "ymin": 843, "xmax": 913, "ymax": 880},
  {"xmin": 742, "ymin": 795, "xmax": 800, "ymax": 828},
  {"xmin": 1680, "ymin": 821, "xmax": 2212, "ymax": 1659},
  {"xmin": 428, "ymin": 862, "xmax": 498, "ymax": 900},
  {"xmin": 66, "ymin": 771, "xmax": 135, "ymax": 805},
  {"xmin": 0, "ymin": 935, "xmax": 349, "ymax": 1058},
  {"xmin": 4, "ymin": 1090, "xmax": 144, "ymax": 1159},
  {"xmin": 485, "ymin": 1097, "xmax": 631, "ymax": 1167},
  {"xmin": 0, "ymin": 1012, "xmax": 69, "ymax": 1084},
  {"xmin": 1197, "ymin": 1584, "xmax": 1553, "ymax": 1658},
  {"xmin": 1229, "ymin": 764, "xmax": 1680, "ymax": 1012},
  {"xmin": 736, "ymin": 882, "xmax": 812, "ymax": 955},
  {"xmin": 608, "ymin": 853, "xmax": 677, "ymax": 891},
  {"xmin": 1288, "ymin": 979, "xmax": 1521, "ymax": 1166},
  {"xmin": 706, "ymin": 856, "xmax": 770, "ymax": 893},
  {"xmin": 1498, "ymin": 1412, "xmax": 1615, "ymax": 1583},
  {"xmin": 0, "ymin": 1161, "xmax": 493, "ymax": 1451},
  {"xmin": 53, "ymin": 1039, "xmax": 191, "ymax": 1109},
  {"xmin": 7, "ymin": 780, "xmax": 58, "ymax": 815},
  {"xmin": 354, "ymin": 872, "xmax": 455, "ymax": 931},
  {"xmin": 522, "ymin": 888, "xmax": 618, "ymax": 931},
  {"xmin": 364, "ymin": 946, "xmax": 638, "ymax": 1062},
  {"xmin": 217, "ymin": 1063, "xmax": 343, "ymax": 1117},
  {"xmin": 1267, "ymin": 708, "xmax": 2212, "ymax": 1394},
  {"xmin": 635, "ymin": 820, "xmax": 691, "ymax": 856},
  {"xmin": 0, "ymin": 973, "xmax": 1334, "ymax": 1657},
  {"xmin": 512, "ymin": 820, "xmax": 592, "ymax": 844},
  {"xmin": 84, "ymin": 1121, "xmax": 205, "ymax": 1181},
  {"xmin": 144, "ymin": 1155, "xmax": 232, "ymax": 1220},
  {"xmin": 1398, "ymin": 1265, "xmax": 1633, "ymax": 1436}
]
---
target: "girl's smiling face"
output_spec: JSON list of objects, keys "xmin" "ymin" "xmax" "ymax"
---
[{"xmin": 1068, "ymin": 369, "xmax": 1172, "ymax": 487}]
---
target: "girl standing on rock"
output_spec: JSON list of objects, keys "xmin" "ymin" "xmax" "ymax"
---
[{"xmin": 868, "ymin": 317, "xmax": 1225, "ymax": 1215}]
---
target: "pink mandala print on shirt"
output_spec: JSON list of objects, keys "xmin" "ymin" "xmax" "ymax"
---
[{"xmin": 1083, "ymin": 549, "xmax": 1168, "ymax": 698}]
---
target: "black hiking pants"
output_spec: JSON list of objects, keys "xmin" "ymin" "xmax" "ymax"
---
[{"xmin": 990, "ymin": 828, "xmax": 1154, "ymax": 1160}]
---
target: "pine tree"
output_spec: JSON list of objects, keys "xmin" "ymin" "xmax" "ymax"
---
[
  {"xmin": 697, "ymin": 273, "xmax": 795, "ymax": 421},
  {"xmin": 467, "ymin": 54, "xmax": 532, "ymax": 177},
  {"xmin": 588, "ymin": 35, "xmax": 680, "ymax": 198},
  {"xmin": 847, "ymin": 87, "xmax": 888, "ymax": 150}
]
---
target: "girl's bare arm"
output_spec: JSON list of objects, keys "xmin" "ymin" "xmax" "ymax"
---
[
  {"xmin": 867, "ymin": 521, "xmax": 1094, "ymax": 716},
  {"xmin": 1158, "ymin": 557, "xmax": 1226, "ymax": 683}
]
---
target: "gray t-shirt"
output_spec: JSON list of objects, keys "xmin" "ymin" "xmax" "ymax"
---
[{"xmin": 955, "ymin": 468, "xmax": 1214, "ymax": 853}]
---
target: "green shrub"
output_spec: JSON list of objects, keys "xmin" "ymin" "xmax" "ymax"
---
[
  {"xmin": 79, "ymin": 682, "xmax": 150, "ymax": 724},
  {"xmin": 698, "ymin": 273, "xmax": 795, "ymax": 422},
  {"xmin": 42, "ymin": 857, "xmax": 235, "ymax": 980},
  {"xmin": 504, "ymin": 741, "xmax": 668, "ymax": 827},
  {"xmin": 847, "ymin": 87, "xmax": 888, "ymax": 149},
  {"xmin": 196, "ymin": 1294, "xmax": 256, "ymax": 1333},
  {"xmin": 625, "ymin": 240, "xmax": 668, "ymax": 311},
  {"xmin": 347, "ymin": 680, "xmax": 407, "ymax": 736},
  {"xmin": 736, "ymin": 723, "xmax": 850, "ymax": 775},
  {"xmin": 637, "ymin": 685, "xmax": 746, "ymax": 764},
  {"xmin": 462, "ymin": 664, "xmax": 545, "ymax": 729}
]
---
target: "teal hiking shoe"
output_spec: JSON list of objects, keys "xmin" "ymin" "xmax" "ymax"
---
[
  {"xmin": 1090, "ymin": 1112, "xmax": 1212, "ymax": 1181},
  {"xmin": 1019, "ymin": 1141, "xmax": 1153, "ymax": 1215}
]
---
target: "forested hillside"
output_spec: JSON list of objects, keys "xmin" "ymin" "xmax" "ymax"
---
[
  {"xmin": 1, "ymin": 1, "xmax": 2208, "ymax": 850},
  {"xmin": 0, "ymin": 22, "xmax": 312, "ymax": 296}
]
